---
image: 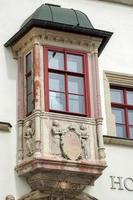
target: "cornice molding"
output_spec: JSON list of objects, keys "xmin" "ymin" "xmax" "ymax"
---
[
  {"xmin": 12, "ymin": 27, "xmax": 102, "ymax": 58},
  {"xmin": 105, "ymin": 71, "xmax": 133, "ymax": 87}
]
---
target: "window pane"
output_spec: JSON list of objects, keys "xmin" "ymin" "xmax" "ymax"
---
[
  {"xmin": 27, "ymin": 93, "xmax": 33, "ymax": 114},
  {"xmin": 68, "ymin": 76, "xmax": 84, "ymax": 94},
  {"xmin": 110, "ymin": 88, "xmax": 123, "ymax": 103},
  {"xmin": 26, "ymin": 52, "xmax": 32, "ymax": 73},
  {"xmin": 127, "ymin": 91, "xmax": 133, "ymax": 105},
  {"xmin": 68, "ymin": 95, "xmax": 85, "ymax": 114},
  {"xmin": 128, "ymin": 110, "xmax": 133, "ymax": 125},
  {"xmin": 112, "ymin": 108, "xmax": 125, "ymax": 123},
  {"xmin": 49, "ymin": 73, "xmax": 65, "ymax": 92},
  {"xmin": 49, "ymin": 92, "xmax": 65, "ymax": 111},
  {"xmin": 129, "ymin": 126, "xmax": 133, "ymax": 139},
  {"xmin": 27, "ymin": 75, "xmax": 32, "ymax": 94},
  {"xmin": 116, "ymin": 124, "xmax": 126, "ymax": 138},
  {"xmin": 67, "ymin": 54, "xmax": 83, "ymax": 73},
  {"xmin": 48, "ymin": 51, "xmax": 64, "ymax": 70}
]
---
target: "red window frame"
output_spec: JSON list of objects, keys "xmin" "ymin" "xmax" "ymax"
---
[
  {"xmin": 111, "ymin": 86, "xmax": 133, "ymax": 138},
  {"xmin": 44, "ymin": 46, "xmax": 90, "ymax": 116},
  {"xmin": 25, "ymin": 52, "xmax": 34, "ymax": 116}
]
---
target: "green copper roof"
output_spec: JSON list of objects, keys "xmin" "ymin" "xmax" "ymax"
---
[
  {"xmin": 21, "ymin": 3, "xmax": 94, "ymax": 29},
  {"xmin": 5, "ymin": 3, "xmax": 113, "ymax": 56}
]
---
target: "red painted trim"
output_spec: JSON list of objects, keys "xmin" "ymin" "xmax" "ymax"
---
[
  {"xmin": 84, "ymin": 53, "xmax": 91, "ymax": 116},
  {"xmin": 44, "ymin": 45, "xmax": 87, "ymax": 54},
  {"xmin": 18, "ymin": 57, "xmax": 25, "ymax": 119},
  {"xmin": 44, "ymin": 46, "xmax": 90, "ymax": 117},
  {"xmin": 44, "ymin": 47, "xmax": 49, "ymax": 111},
  {"xmin": 25, "ymin": 51, "xmax": 34, "ymax": 115}
]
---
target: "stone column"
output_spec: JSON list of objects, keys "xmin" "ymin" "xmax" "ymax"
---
[
  {"xmin": 17, "ymin": 120, "xmax": 24, "ymax": 163},
  {"xmin": 89, "ymin": 47, "xmax": 102, "ymax": 118},
  {"xmin": 17, "ymin": 57, "xmax": 25, "ymax": 120},
  {"xmin": 33, "ymin": 40, "xmax": 41, "ymax": 157},
  {"xmin": 96, "ymin": 118, "xmax": 105, "ymax": 159}
]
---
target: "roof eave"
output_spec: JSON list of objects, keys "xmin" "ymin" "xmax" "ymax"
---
[{"xmin": 4, "ymin": 19, "xmax": 113, "ymax": 56}]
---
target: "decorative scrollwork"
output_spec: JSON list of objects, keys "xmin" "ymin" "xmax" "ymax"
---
[{"xmin": 51, "ymin": 122, "xmax": 90, "ymax": 160}]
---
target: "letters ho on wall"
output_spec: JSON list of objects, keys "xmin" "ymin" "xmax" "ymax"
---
[{"xmin": 110, "ymin": 176, "xmax": 133, "ymax": 192}]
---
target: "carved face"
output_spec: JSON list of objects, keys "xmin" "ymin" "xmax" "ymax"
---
[
  {"xmin": 80, "ymin": 124, "xmax": 87, "ymax": 130},
  {"xmin": 53, "ymin": 120, "xmax": 59, "ymax": 127},
  {"xmin": 25, "ymin": 121, "xmax": 31, "ymax": 128}
]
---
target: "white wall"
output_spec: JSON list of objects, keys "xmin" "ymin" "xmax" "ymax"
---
[
  {"xmin": 0, "ymin": 0, "xmax": 133, "ymax": 199},
  {"xmin": 87, "ymin": 144, "xmax": 133, "ymax": 200}
]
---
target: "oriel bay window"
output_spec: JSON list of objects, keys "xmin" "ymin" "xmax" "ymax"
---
[
  {"xmin": 110, "ymin": 87, "xmax": 133, "ymax": 138},
  {"xmin": 44, "ymin": 47, "xmax": 89, "ymax": 116}
]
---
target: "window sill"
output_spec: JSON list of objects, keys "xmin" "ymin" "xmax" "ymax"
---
[{"xmin": 103, "ymin": 135, "xmax": 133, "ymax": 146}]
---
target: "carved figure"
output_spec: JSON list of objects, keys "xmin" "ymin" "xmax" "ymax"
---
[
  {"xmin": 80, "ymin": 124, "xmax": 89, "ymax": 159},
  {"xmin": 51, "ymin": 120, "xmax": 62, "ymax": 155},
  {"xmin": 24, "ymin": 120, "xmax": 34, "ymax": 156}
]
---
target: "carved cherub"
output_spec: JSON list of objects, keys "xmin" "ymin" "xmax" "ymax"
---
[
  {"xmin": 80, "ymin": 124, "xmax": 89, "ymax": 159},
  {"xmin": 24, "ymin": 120, "xmax": 34, "ymax": 156}
]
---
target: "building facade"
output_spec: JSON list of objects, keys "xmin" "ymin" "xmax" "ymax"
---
[{"xmin": 0, "ymin": 0, "xmax": 133, "ymax": 200}]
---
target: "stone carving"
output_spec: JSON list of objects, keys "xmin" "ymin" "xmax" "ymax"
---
[
  {"xmin": 51, "ymin": 120, "xmax": 63, "ymax": 155},
  {"xmin": 17, "ymin": 190, "xmax": 98, "ymax": 200},
  {"xmin": 24, "ymin": 120, "xmax": 34, "ymax": 157},
  {"xmin": 80, "ymin": 124, "xmax": 89, "ymax": 159},
  {"xmin": 60, "ymin": 124, "xmax": 82, "ymax": 160},
  {"xmin": 51, "ymin": 122, "xmax": 90, "ymax": 160},
  {"xmin": 5, "ymin": 195, "xmax": 15, "ymax": 200}
]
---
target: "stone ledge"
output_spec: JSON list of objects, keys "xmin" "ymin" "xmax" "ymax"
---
[
  {"xmin": 104, "ymin": 135, "xmax": 133, "ymax": 146},
  {"xmin": 15, "ymin": 158, "xmax": 106, "ymax": 195}
]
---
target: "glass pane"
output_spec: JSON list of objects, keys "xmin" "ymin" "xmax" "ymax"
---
[
  {"xmin": 68, "ymin": 94, "xmax": 85, "ymax": 114},
  {"xmin": 49, "ymin": 92, "xmax": 65, "ymax": 111},
  {"xmin": 27, "ymin": 93, "xmax": 33, "ymax": 114},
  {"xmin": 128, "ymin": 110, "xmax": 133, "ymax": 125},
  {"xmin": 49, "ymin": 73, "xmax": 65, "ymax": 92},
  {"xmin": 26, "ymin": 75, "xmax": 32, "ymax": 94},
  {"xmin": 116, "ymin": 124, "xmax": 126, "ymax": 138},
  {"xmin": 68, "ymin": 76, "xmax": 84, "ymax": 95},
  {"xmin": 48, "ymin": 51, "xmax": 64, "ymax": 70},
  {"xmin": 26, "ymin": 52, "xmax": 32, "ymax": 73},
  {"xmin": 129, "ymin": 126, "xmax": 133, "ymax": 139},
  {"xmin": 67, "ymin": 54, "xmax": 83, "ymax": 73},
  {"xmin": 112, "ymin": 108, "xmax": 125, "ymax": 123},
  {"xmin": 127, "ymin": 91, "xmax": 133, "ymax": 105},
  {"xmin": 110, "ymin": 88, "xmax": 123, "ymax": 103}
]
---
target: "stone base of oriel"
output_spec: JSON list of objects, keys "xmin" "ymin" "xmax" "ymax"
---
[{"xmin": 18, "ymin": 190, "xmax": 98, "ymax": 200}]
